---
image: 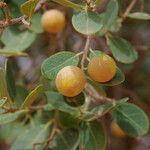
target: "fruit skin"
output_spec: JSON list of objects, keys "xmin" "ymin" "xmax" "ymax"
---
[
  {"xmin": 41, "ymin": 9, "xmax": 65, "ymax": 33},
  {"xmin": 111, "ymin": 122, "xmax": 126, "ymax": 138},
  {"xmin": 88, "ymin": 54, "xmax": 117, "ymax": 82},
  {"xmin": 55, "ymin": 66, "xmax": 86, "ymax": 97}
]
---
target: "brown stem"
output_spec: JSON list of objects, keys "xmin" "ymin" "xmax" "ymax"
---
[
  {"xmin": 81, "ymin": 35, "xmax": 91, "ymax": 70},
  {"xmin": 85, "ymin": 83, "xmax": 115, "ymax": 103},
  {"xmin": 122, "ymin": 0, "xmax": 137, "ymax": 19},
  {"xmin": 0, "ymin": 0, "xmax": 46, "ymax": 29}
]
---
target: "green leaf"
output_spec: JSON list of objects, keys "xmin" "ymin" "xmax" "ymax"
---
[
  {"xmin": 21, "ymin": 0, "xmax": 39, "ymax": 18},
  {"xmin": 72, "ymin": 10, "xmax": 102, "ymax": 35},
  {"xmin": 81, "ymin": 103, "xmax": 114, "ymax": 121},
  {"xmin": 52, "ymin": 0, "xmax": 84, "ymax": 10},
  {"xmin": 80, "ymin": 98, "xmax": 128, "ymax": 121},
  {"xmin": 128, "ymin": 12, "xmax": 150, "ymax": 20},
  {"xmin": 102, "ymin": 67, "xmax": 125, "ymax": 86},
  {"xmin": 9, "ymin": 1, "xmax": 22, "ymax": 18},
  {"xmin": 65, "ymin": 92, "xmax": 85, "ymax": 107},
  {"xmin": 21, "ymin": 85, "xmax": 44, "ymax": 109},
  {"xmin": 29, "ymin": 13, "xmax": 44, "ymax": 33},
  {"xmin": 107, "ymin": 37, "xmax": 138, "ymax": 64},
  {"xmin": 13, "ymin": 0, "xmax": 26, "ymax": 6},
  {"xmin": 1, "ymin": 27, "xmax": 37, "ymax": 52},
  {"xmin": 113, "ymin": 102, "xmax": 149, "ymax": 137},
  {"xmin": 50, "ymin": 128, "xmax": 79, "ymax": 150},
  {"xmin": 0, "ymin": 50, "xmax": 28, "ymax": 56},
  {"xmin": 100, "ymin": 0, "xmax": 119, "ymax": 33},
  {"xmin": 59, "ymin": 112, "xmax": 79, "ymax": 129},
  {"xmin": 41, "ymin": 51, "xmax": 80, "ymax": 80},
  {"xmin": 89, "ymin": 50, "xmax": 104, "ymax": 59},
  {"xmin": 0, "ymin": 68, "xmax": 12, "ymax": 105},
  {"xmin": 0, "ymin": 110, "xmax": 27, "ymax": 125},
  {"xmin": 11, "ymin": 124, "xmax": 50, "ymax": 150},
  {"xmin": 0, "ymin": 122, "xmax": 27, "ymax": 142},
  {"xmin": 88, "ymin": 80, "xmax": 107, "ymax": 97},
  {"xmin": 45, "ymin": 91, "xmax": 78, "ymax": 115},
  {"xmin": 15, "ymin": 86, "xmax": 29, "ymax": 107},
  {"xmin": 79, "ymin": 121, "xmax": 106, "ymax": 150},
  {"xmin": 43, "ymin": 103, "xmax": 55, "ymax": 111},
  {"xmin": 0, "ymin": 98, "xmax": 7, "ymax": 107},
  {"xmin": 5, "ymin": 59, "xmax": 16, "ymax": 100}
]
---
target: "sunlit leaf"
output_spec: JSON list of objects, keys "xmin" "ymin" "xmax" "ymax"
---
[
  {"xmin": 72, "ymin": 10, "xmax": 102, "ymax": 35},
  {"xmin": 41, "ymin": 51, "xmax": 80, "ymax": 80},
  {"xmin": 50, "ymin": 128, "xmax": 79, "ymax": 150},
  {"xmin": 21, "ymin": 0, "xmax": 39, "ymax": 18},
  {"xmin": 128, "ymin": 12, "xmax": 150, "ymax": 20},
  {"xmin": 0, "ymin": 110, "xmax": 27, "ymax": 125},
  {"xmin": 21, "ymin": 85, "xmax": 44, "ymax": 109},
  {"xmin": 5, "ymin": 59, "xmax": 16, "ymax": 100},
  {"xmin": 107, "ymin": 37, "xmax": 138, "ymax": 64},
  {"xmin": 79, "ymin": 121, "xmax": 106, "ymax": 150},
  {"xmin": 11, "ymin": 124, "xmax": 50, "ymax": 150}
]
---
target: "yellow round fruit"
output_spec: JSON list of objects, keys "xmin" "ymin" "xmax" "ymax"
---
[
  {"xmin": 41, "ymin": 9, "xmax": 65, "ymax": 33},
  {"xmin": 55, "ymin": 66, "xmax": 86, "ymax": 97},
  {"xmin": 88, "ymin": 54, "xmax": 117, "ymax": 82},
  {"xmin": 111, "ymin": 122, "xmax": 126, "ymax": 138}
]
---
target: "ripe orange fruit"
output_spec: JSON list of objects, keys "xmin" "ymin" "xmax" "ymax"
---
[
  {"xmin": 55, "ymin": 66, "xmax": 86, "ymax": 97},
  {"xmin": 41, "ymin": 9, "xmax": 65, "ymax": 33},
  {"xmin": 88, "ymin": 54, "xmax": 117, "ymax": 82},
  {"xmin": 111, "ymin": 122, "xmax": 126, "ymax": 138}
]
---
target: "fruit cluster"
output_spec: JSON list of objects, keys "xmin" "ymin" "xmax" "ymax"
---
[
  {"xmin": 41, "ymin": 9, "xmax": 117, "ymax": 97},
  {"xmin": 55, "ymin": 54, "xmax": 117, "ymax": 97}
]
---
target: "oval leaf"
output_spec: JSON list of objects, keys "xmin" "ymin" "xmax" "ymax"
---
[
  {"xmin": 5, "ymin": 59, "xmax": 16, "ymax": 100},
  {"xmin": 45, "ymin": 91, "xmax": 78, "ymax": 115},
  {"xmin": 128, "ymin": 12, "xmax": 150, "ymax": 20},
  {"xmin": 0, "ymin": 68, "xmax": 12, "ymax": 105},
  {"xmin": 113, "ymin": 102, "xmax": 149, "ymax": 137},
  {"xmin": 0, "ymin": 110, "xmax": 27, "ymax": 125},
  {"xmin": 52, "ymin": 0, "xmax": 84, "ymax": 10},
  {"xmin": 0, "ymin": 50, "xmax": 28, "ymax": 56},
  {"xmin": 11, "ymin": 124, "xmax": 50, "ymax": 150},
  {"xmin": 100, "ymin": 0, "xmax": 119, "ymax": 33},
  {"xmin": 80, "ymin": 98, "xmax": 128, "ymax": 121},
  {"xmin": 0, "ymin": 98, "xmax": 7, "ymax": 107},
  {"xmin": 89, "ymin": 50, "xmax": 104, "ymax": 59},
  {"xmin": 50, "ymin": 128, "xmax": 79, "ymax": 150},
  {"xmin": 41, "ymin": 51, "xmax": 80, "ymax": 80},
  {"xmin": 1, "ymin": 27, "xmax": 37, "ymax": 52},
  {"xmin": 28, "ymin": 13, "xmax": 44, "ymax": 33},
  {"xmin": 107, "ymin": 37, "xmax": 138, "ymax": 64},
  {"xmin": 21, "ymin": 85, "xmax": 44, "ymax": 109},
  {"xmin": 59, "ymin": 112, "xmax": 79, "ymax": 129},
  {"xmin": 72, "ymin": 10, "xmax": 102, "ymax": 35},
  {"xmin": 65, "ymin": 92, "xmax": 85, "ymax": 107},
  {"xmin": 21, "ymin": 0, "xmax": 39, "ymax": 18},
  {"xmin": 79, "ymin": 121, "xmax": 106, "ymax": 150},
  {"xmin": 102, "ymin": 67, "xmax": 125, "ymax": 86}
]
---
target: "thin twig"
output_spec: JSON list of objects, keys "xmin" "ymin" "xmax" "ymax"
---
[
  {"xmin": 0, "ymin": 0, "xmax": 46, "ymax": 29},
  {"xmin": 0, "ymin": 16, "xmax": 26, "ymax": 29},
  {"xmin": 122, "ymin": 0, "xmax": 137, "ymax": 19},
  {"xmin": 81, "ymin": 35, "xmax": 91, "ymax": 70},
  {"xmin": 85, "ymin": 83, "xmax": 115, "ymax": 103}
]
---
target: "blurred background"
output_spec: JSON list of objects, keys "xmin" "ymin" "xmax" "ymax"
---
[{"xmin": 0, "ymin": 0, "xmax": 150, "ymax": 149}]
